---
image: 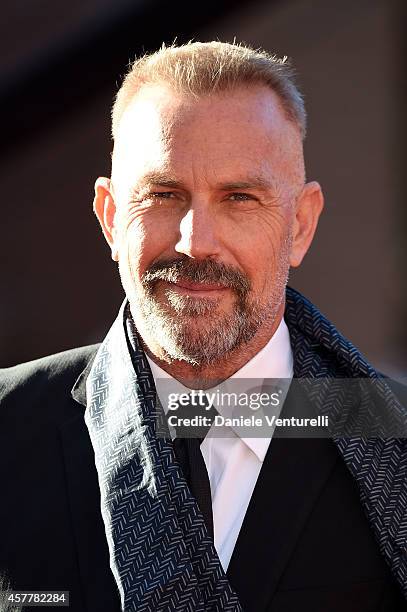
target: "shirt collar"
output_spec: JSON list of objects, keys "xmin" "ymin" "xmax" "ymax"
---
[{"xmin": 145, "ymin": 316, "xmax": 293, "ymax": 462}]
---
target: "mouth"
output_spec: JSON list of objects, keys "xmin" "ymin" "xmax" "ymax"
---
[{"xmin": 163, "ymin": 278, "xmax": 230, "ymax": 297}]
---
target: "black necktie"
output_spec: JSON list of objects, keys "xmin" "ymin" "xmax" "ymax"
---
[{"xmin": 172, "ymin": 395, "xmax": 218, "ymax": 540}]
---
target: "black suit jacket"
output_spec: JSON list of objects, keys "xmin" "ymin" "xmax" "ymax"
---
[{"xmin": 0, "ymin": 346, "xmax": 405, "ymax": 611}]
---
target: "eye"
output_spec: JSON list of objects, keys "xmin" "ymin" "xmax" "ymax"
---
[
  {"xmin": 228, "ymin": 193, "xmax": 256, "ymax": 201},
  {"xmin": 149, "ymin": 191, "xmax": 176, "ymax": 199}
]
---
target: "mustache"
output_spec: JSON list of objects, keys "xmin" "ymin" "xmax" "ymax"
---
[{"xmin": 142, "ymin": 257, "xmax": 250, "ymax": 295}]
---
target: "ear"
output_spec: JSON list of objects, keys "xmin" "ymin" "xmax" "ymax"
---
[
  {"xmin": 93, "ymin": 177, "xmax": 119, "ymax": 262},
  {"xmin": 289, "ymin": 181, "xmax": 324, "ymax": 268}
]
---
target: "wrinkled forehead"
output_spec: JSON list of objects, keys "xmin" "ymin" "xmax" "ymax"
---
[{"xmin": 111, "ymin": 82, "xmax": 303, "ymax": 194}]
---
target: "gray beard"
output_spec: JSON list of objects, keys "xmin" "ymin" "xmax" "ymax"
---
[
  {"xmin": 131, "ymin": 272, "xmax": 289, "ymax": 367},
  {"xmin": 125, "ymin": 230, "xmax": 292, "ymax": 366}
]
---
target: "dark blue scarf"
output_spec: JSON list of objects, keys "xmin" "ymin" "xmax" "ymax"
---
[
  {"xmin": 84, "ymin": 286, "xmax": 407, "ymax": 610},
  {"xmin": 286, "ymin": 286, "xmax": 407, "ymax": 599}
]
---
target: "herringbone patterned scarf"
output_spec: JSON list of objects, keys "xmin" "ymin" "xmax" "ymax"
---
[
  {"xmin": 84, "ymin": 302, "xmax": 243, "ymax": 612},
  {"xmin": 84, "ymin": 287, "xmax": 407, "ymax": 610},
  {"xmin": 285, "ymin": 286, "xmax": 407, "ymax": 600}
]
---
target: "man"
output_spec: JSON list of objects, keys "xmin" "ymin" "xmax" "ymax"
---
[{"xmin": 0, "ymin": 41, "xmax": 406, "ymax": 611}]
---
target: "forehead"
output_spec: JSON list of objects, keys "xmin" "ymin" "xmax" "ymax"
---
[{"xmin": 112, "ymin": 83, "xmax": 300, "ymax": 187}]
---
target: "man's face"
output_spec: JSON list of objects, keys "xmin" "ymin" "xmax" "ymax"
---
[{"xmin": 96, "ymin": 83, "xmax": 320, "ymax": 365}]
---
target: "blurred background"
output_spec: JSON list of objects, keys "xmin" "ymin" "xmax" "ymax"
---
[{"xmin": 1, "ymin": 0, "xmax": 405, "ymax": 377}]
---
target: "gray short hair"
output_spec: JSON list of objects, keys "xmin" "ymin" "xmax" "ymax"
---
[{"xmin": 111, "ymin": 41, "xmax": 306, "ymax": 140}]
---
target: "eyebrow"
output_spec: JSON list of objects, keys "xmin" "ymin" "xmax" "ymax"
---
[
  {"xmin": 136, "ymin": 171, "xmax": 277, "ymax": 192},
  {"xmin": 137, "ymin": 172, "xmax": 182, "ymax": 189},
  {"xmin": 217, "ymin": 178, "xmax": 275, "ymax": 191}
]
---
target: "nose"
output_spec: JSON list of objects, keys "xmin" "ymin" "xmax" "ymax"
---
[{"xmin": 175, "ymin": 202, "xmax": 221, "ymax": 259}]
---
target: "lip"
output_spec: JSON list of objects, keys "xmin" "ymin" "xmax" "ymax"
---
[{"xmin": 167, "ymin": 279, "xmax": 229, "ymax": 293}]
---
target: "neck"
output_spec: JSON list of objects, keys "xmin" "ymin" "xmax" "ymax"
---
[{"xmin": 138, "ymin": 300, "xmax": 285, "ymax": 389}]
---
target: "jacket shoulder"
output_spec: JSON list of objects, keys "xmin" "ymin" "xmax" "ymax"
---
[{"xmin": 0, "ymin": 345, "xmax": 100, "ymax": 402}]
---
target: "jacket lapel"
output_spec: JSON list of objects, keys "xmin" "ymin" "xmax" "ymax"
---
[
  {"xmin": 58, "ymin": 353, "xmax": 121, "ymax": 611},
  {"xmin": 226, "ymin": 382, "xmax": 339, "ymax": 611}
]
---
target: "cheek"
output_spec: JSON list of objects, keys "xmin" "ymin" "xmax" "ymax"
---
[
  {"xmin": 230, "ymin": 221, "xmax": 291, "ymax": 292},
  {"xmin": 256, "ymin": 209, "xmax": 294, "ymax": 265},
  {"xmin": 118, "ymin": 214, "xmax": 176, "ymax": 280},
  {"xmin": 237, "ymin": 238, "xmax": 270, "ymax": 291}
]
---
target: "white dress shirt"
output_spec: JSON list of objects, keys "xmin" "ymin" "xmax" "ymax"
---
[{"xmin": 146, "ymin": 316, "xmax": 294, "ymax": 571}]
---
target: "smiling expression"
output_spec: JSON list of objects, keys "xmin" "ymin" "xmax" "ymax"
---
[{"xmin": 94, "ymin": 82, "xmax": 321, "ymax": 366}]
